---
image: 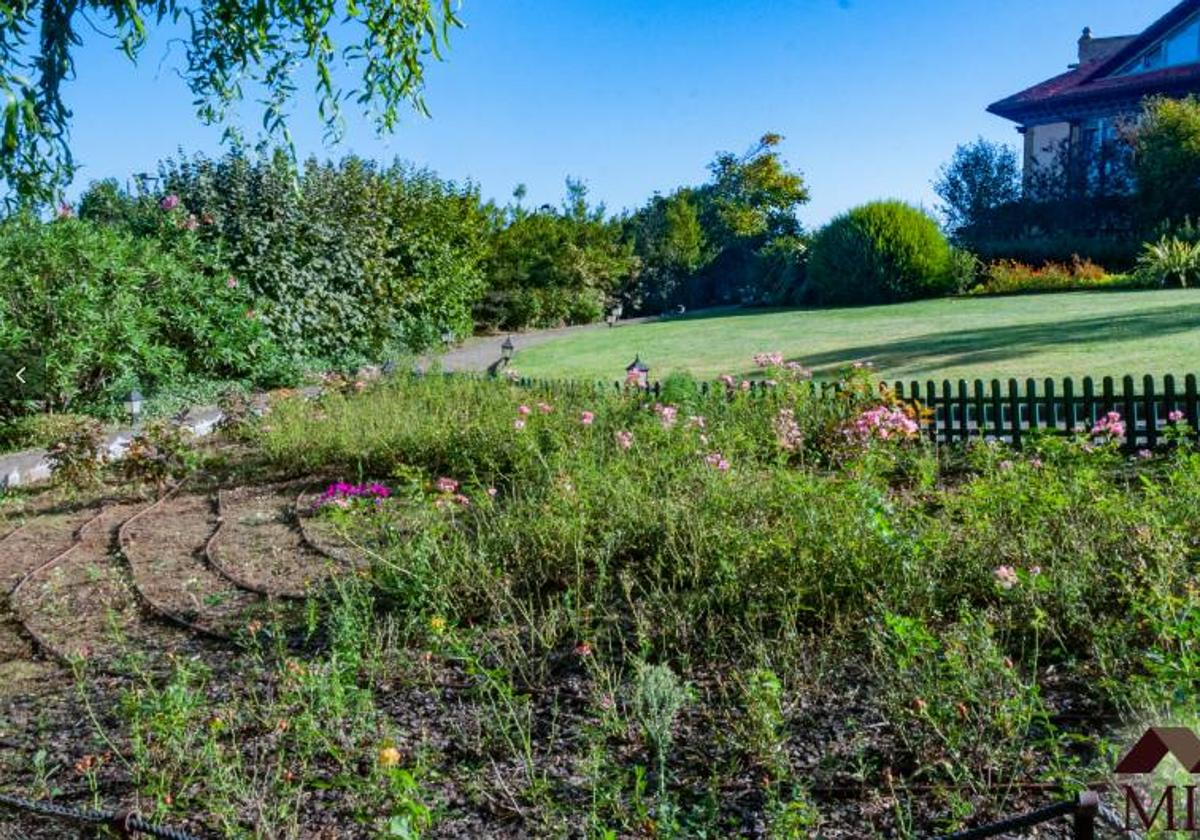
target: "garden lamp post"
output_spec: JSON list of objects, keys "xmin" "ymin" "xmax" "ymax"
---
[
  {"xmin": 441, "ymin": 328, "xmax": 454, "ymax": 349},
  {"xmin": 382, "ymin": 359, "xmax": 397, "ymax": 377},
  {"xmin": 626, "ymin": 356, "xmax": 649, "ymax": 388},
  {"xmin": 125, "ymin": 388, "xmax": 143, "ymax": 428},
  {"xmin": 500, "ymin": 336, "xmax": 515, "ymax": 366}
]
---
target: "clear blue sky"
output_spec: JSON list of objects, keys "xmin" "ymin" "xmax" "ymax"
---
[{"xmin": 63, "ymin": 0, "xmax": 1174, "ymax": 226}]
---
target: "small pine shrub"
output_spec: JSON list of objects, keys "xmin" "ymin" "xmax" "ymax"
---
[{"xmin": 807, "ymin": 200, "xmax": 955, "ymax": 305}]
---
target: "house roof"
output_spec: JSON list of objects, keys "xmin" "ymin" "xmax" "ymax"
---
[{"xmin": 988, "ymin": 0, "xmax": 1200, "ymax": 124}]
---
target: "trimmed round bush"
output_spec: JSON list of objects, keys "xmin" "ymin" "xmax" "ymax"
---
[{"xmin": 807, "ymin": 200, "xmax": 955, "ymax": 305}]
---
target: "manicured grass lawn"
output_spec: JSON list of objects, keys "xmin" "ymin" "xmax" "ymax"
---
[{"xmin": 511, "ymin": 289, "xmax": 1200, "ymax": 383}]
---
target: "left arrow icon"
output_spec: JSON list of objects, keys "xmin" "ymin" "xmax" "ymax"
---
[{"xmin": 15, "ymin": 367, "xmax": 25, "ymax": 384}]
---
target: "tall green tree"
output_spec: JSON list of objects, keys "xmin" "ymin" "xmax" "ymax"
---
[
  {"xmin": 0, "ymin": 0, "xmax": 462, "ymax": 205},
  {"xmin": 933, "ymin": 138, "xmax": 1021, "ymax": 234},
  {"xmin": 1135, "ymin": 95, "xmax": 1200, "ymax": 227}
]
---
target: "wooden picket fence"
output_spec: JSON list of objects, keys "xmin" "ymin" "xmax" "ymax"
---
[
  {"xmin": 501, "ymin": 372, "xmax": 1198, "ymax": 450},
  {"xmin": 893, "ymin": 374, "xmax": 1200, "ymax": 450}
]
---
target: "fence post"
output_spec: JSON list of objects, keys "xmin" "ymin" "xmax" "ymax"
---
[
  {"xmin": 956, "ymin": 380, "xmax": 969, "ymax": 442},
  {"xmin": 1188, "ymin": 374, "xmax": 1199, "ymax": 436},
  {"xmin": 1145, "ymin": 374, "xmax": 1159, "ymax": 450},
  {"xmin": 1082, "ymin": 377, "xmax": 1095, "ymax": 429},
  {"xmin": 974, "ymin": 380, "xmax": 986, "ymax": 442},
  {"xmin": 1073, "ymin": 791, "xmax": 1099, "ymax": 840},
  {"xmin": 1063, "ymin": 377, "xmax": 1076, "ymax": 434},
  {"xmin": 942, "ymin": 380, "xmax": 953, "ymax": 443},
  {"xmin": 990, "ymin": 379, "xmax": 1003, "ymax": 441},
  {"xmin": 1101, "ymin": 376, "xmax": 1115, "ymax": 419},
  {"xmin": 1165, "ymin": 374, "xmax": 1177, "ymax": 428},
  {"xmin": 1025, "ymin": 378, "xmax": 1038, "ymax": 432},
  {"xmin": 1008, "ymin": 379, "xmax": 1021, "ymax": 449},
  {"xmin": 1123, "ymin": 375, "xmax": 1138, "ymax": 450},
  {"xmin": 1043, "ymin": 378, "xmax": 1056, "ymax": 436},
  {"xmin": 926, "ymin": 381, "xmax": 938, "ymax": 444}
]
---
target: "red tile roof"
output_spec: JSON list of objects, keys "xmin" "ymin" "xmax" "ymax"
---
[{"xmin": 989, "ymin": 0, "xmax": 1200, "ymax": 124}]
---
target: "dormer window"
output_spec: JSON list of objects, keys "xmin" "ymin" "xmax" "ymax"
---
[{"xmin": 1139, "ymin": 43, "xmax": 1165, "ymax": 71}]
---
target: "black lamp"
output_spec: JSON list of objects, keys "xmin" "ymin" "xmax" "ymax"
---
[
  {"xmin": 500, "ymin": 336, "xmax": 515, "ymax": 364},
  {"xmin": 441, "ymin": 328, "xmax": 454, "ymax": 349},
  {"xmin": 382, "ymin": 359, "xmax": 397, "ymax": 376},
  {"xmin": 625, "ymin": 356, "xmax": 649, "ymax": 387}
]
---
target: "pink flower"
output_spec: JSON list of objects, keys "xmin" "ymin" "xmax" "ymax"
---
[
  {"xmin": 245, "ymin": 309, "xmax": 256, "ymax": 320},
  {"xmin": 1137, "ymin": 449, "xmax": 1154, "ymax": 460},
  {"xmin": 574, "ymin": 641, "xmax": 593, "ymax": 657},
  {"xmin": 705, "ymin": 452, "xmax": 730, "ymax": 471},
  {"xmin": 182, "ymin": 214, "xmax": 199, "ymax": 230},
  {"xmin": 753, "ymin": 352, "xmax": 784, "ymax": 368},
  {"xmin": 998, "ymin": 460, "xmax": 1013, "ymax": 471},
  {"xmin": 654, "ymin": 404, "xmax": 678, "ymax": 429},
  {"xmin": 537, "ymin": 402, "xmax": 553, "ymax": 414},
  {"xmin": 434, "ymin": 477, "xmax": 459, "ymax": 494},
  {"xmin": 994, "ymin": 565, "xmax": 1018, "ymax": 590},
  {"xmin": 718, "ymin": 374, "xmax": 735, "ymax": 388},
  {"xmin": 1029, "ymin": 458, "xmax": 1043, "ymax": 469},
  {"xmin": 452, "ymin": 493, "xmax": 471, "ymax": 507},
  {"xmin": 615, "ymin": 430, "xmax": 634, "ymax": 450},
  {"xmin": 159, "ymin": 194, "xmax": 180, "ymax": 211},
  {"xmin": 517, "ymin": 404, "xmax": 531, "ymax": 416},
  {"xmin": 226, "ymin": 276, "xmax": 238, "ymax": 289},
  {"xmin": 580, "ymin": 411, "xmax": 595, "ymax": 426},
  {"xmin": 1090, "ymin": 411, "xmax": 1125, "ymax": 441},
  {"xmin": 740, "ymin": 380, "xmax": 751, "ymax": 392},
  {"xmin": 56, "ymin": 202, "xmax": 73, "ymax": 219},
  {"xmin": 686, "ymin": 415, "xmax": 706, "ymax": 430},
  {"xmin": 843, "ymin": 405, "xmax": 920, "ymax": 444},
  {"xmin": 1170, "ymin": 410, "xmax": 1186, "ymax": 423},
  {"xmin": 514, "ymin": 419, "xmax": 526, "ymax": 430},
  {"xmin": 784, "ymin": 361, "xmax": 813, "ymax": 379},
  {"xmin": 486, "ymin": 487, "xmax": 498, "ymax": 498}
]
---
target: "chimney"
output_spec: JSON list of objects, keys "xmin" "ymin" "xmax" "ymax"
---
[{"xmin": 1078, "ymin": 26, "xmax": 1096, "ymax": 63}]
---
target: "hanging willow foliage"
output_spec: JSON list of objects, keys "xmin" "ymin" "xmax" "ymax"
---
[{"xmin": 0, "ymin": 0, "xmax": 461, "ymax": 206}]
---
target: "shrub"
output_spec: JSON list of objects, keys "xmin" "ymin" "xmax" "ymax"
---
[
  {"xmin": 150, "ymin": 151, "xmax": 491, "ymax": 363},
  {"xmin": 0, "ymin": 214, "xmax": 281, "ymax": 415},
  {"xmin": 1135, "ymin": 235, "xmax": 1200, "ymax": 288},
  {"xmin": 807, "ymin": 200, "xmax": 954, "ymax": 305},
  {"xmin": 966, "ymin": 256, "xmax": 1139, "ymax": 296},
  {"xmin": 121, "ymin": 420, "xmax": 195, "ymax": 494},
  {"xmin": 45, "ymin": 417, "xmax": 107, "ymax": 488}
]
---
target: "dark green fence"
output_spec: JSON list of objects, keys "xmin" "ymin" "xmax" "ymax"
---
[
  {"xmin": 893, "ymin": 374, "xmax": 1200, "ymax": 450},
  {"xmin": 490, "ymin": 372, "xmax": 1197, "ymax": 450}
]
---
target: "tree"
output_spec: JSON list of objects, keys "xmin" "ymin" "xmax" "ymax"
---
[
  {"xmin": 624, "ymin": 190, "xmax": 705, "ymax": 311},
  {"xmin": 1135, "ymin": 95, "xmax": 1200, "ymax": 227},
  {"xmin": 703, "ymin": 133, "xmax": 809, "ymax": 245},
  {"xmin": 0, "ymin": 0, "xmax": 462, "ymax": 206},
  {"xmin": 933, "ymin": 138, "xmax": 1021, "ymax": 234}
]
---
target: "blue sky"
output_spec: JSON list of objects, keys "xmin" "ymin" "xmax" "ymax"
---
[{"xmin": 63, "ymin": 0, "xmax": 1175, "ymax": 225}]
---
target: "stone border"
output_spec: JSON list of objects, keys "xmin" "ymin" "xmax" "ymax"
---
[{"xmin": 0, "ymin": 406, "xmax": 225, "ymax": 489}]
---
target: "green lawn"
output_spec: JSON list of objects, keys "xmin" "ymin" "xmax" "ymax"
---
[{"xmin": 511, "ymin": 289, "xmax": 1200, "ymax": 383}]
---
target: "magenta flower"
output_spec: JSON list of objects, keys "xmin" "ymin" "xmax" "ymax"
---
[
  {"xmin": 615, "ymin": 430, "xmax": 634, "ymax": 450},
  {"xmin": 1170, "ymin": 410, "xmax": 1186, "ymax": 423},
  {"xmin": 517, "ymin": 404, "xmax": 531, "ymax": 416},
  {"xmin": 226, "ymin": 276, "xmax": 238, "ymax": 289},
  {"xmin": 434, "ymin": 477, "xmax": 459, "ymax": 494},
  {"xmin": 159, "ymin": 194, "xmax": 181, "ymax": 211},
  {"xmin": 753, "ymin": 351, "xmax": 784, "ymax": 368},
  {"xmin": 537, "ymin": 402, "xmax": 554, "ymax": 414},
  {"xmin": 704, "ymin": 452, "xmax": 730, "ymax": 471},
  {"xmin": 580, "ymin": 411, "xmax": 595, "ymax": 426}
]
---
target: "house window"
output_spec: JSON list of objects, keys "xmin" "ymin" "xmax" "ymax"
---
[{"xmin": 1140, "ymin": 43, "xmax": 1165, "ymax": 70}]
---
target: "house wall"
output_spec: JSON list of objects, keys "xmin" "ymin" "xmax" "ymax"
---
[{"xmin": 1023, "ymin": 121, "xmax": 1072, "ymax": 187}]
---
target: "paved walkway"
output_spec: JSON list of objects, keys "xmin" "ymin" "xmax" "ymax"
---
[{"xmin": 431, "ymin": 316, "xmax": 659, "ymax": 374}]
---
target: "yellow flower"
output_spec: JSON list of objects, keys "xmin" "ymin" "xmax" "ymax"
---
[
  {"xmin": 429, "ymin": 616, "xmax": 446, "ymax": 634},
  {"xmin": 378, "ymin": 746, "xmax": 402, "ymax": 768}
]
